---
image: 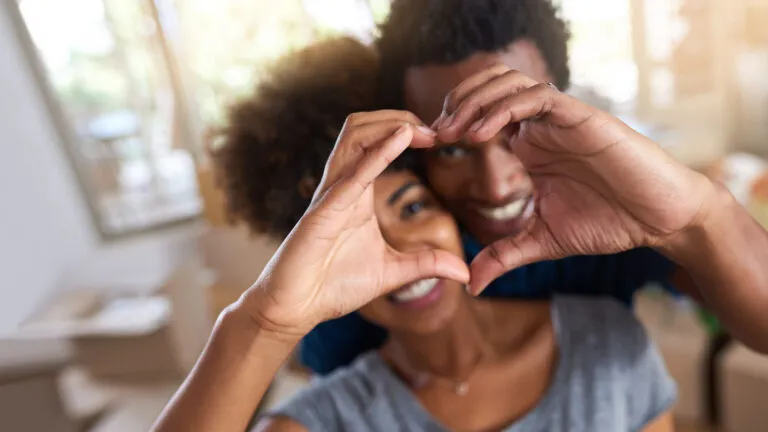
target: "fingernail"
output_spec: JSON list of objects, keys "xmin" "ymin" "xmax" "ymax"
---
[
  {"xmin": 416, "ymin": 125, "xmax": 437, "ymax": 137},
  {"xmin": 464, "ymin": 284, "xmax": 475, "ymax": 296},
  {"xmin": 469, "ymin": 119, "xmax": 484, "ymax": 133},
  {"xmin": 439, "ymin": 112, "xmax": 455, "ymax": 129}
]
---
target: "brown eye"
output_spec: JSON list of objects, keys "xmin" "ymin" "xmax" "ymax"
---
[{"xmin": 401, "ymin": 200, "xmax": 426, "ymax": 219}]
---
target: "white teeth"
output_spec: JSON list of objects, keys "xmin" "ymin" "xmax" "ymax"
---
[
  {"xmin": 478, "ymin": 198, "xmax": 528, "ymax": 221},
  {"xmin": 392, "ymin": 278, "xmax": 438, "ymax": 302}
]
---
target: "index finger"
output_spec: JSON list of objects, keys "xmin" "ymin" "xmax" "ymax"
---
[
  {"xmin": 437, "ymin": 69, "xmax": 539, "ymax": 143},
  {"xmin": 433, "ymin": 63, "xmax": 512, "ymax": 127}
]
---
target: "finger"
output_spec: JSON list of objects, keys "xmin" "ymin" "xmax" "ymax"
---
[
  {"xmin": 382, "ymin": 248, "xmax": 470, "ymax": 296},
  {"xmin": 320, "ymin": 121, "xmax": 434, "ymax": 196},
  {"xmin": 328, "ymin": 125, "xmax": 414, "ymax": 209},
  {"xmin": 432, "ymin": 63, "xmax": 511, "ymax": 128},
  {"xmin": 347, "ymin": 110, "xmax": 427, "ymax": 128},
  {"xmin": 438, "ymin": 70, "xmax": 539, "ymax": 143},
  {"xmin": 464, "ymin": 83, "xmax": 560, "ymax": 143},
  {"xmin": 344, "ymin": 120, "xmax": 435, "ymax": 152},
  {"xmin": 467, "ymin": 232, "xmax": 547, "ymax": 296}
]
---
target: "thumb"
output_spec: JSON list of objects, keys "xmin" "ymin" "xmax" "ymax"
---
[
  {"xmin": 468, "ymin": 233, "xmax": 549, "ymax": 296},
  {"xmin": 382, "ymin": 248, "xmax": 470, "ymax": 295}
]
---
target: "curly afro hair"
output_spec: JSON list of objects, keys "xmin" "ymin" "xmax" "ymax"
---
[
  {"xmin": 376, "ymin": 0, "xmax": 571, "ymax": 108},
  {"xmin": 213, "ymin": 37, "xmax": 417, "ymax": 240}
]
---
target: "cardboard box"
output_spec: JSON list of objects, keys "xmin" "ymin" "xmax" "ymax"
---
[
  {"xmin": 720, "ymin": 344, "xmax": 768, "ymax": 432},
  {"xmin": 18, "ymin": 259, "xmax": 215, "ymax": 382},
  {"xmin": 197, "ymin": 162, "xmax": 229, "ymax": 227},
  {"xmin": 198, "ymin": 225, "xmax": 279, "ymax": 296},
  {"xmin": 0, "ymin": 339, "xmax": 77, "ymax": 432}
]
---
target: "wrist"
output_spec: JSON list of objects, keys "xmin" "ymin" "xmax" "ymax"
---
[
  {"xmin": 659, "ymin": 180, "xmax": 737, "ymax": 270},
  {"xmin": 219, "ymin": 302, "xmax": 304, "ymax": 354}
]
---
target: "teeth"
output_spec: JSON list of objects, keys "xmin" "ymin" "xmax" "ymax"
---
[
  {"xmin": 478, "ymin": 198, "xmax": 528, "ymax": 221},
  {"xmin": 392, "ymin": 278, "xmax": 438, "ymax": 302}
]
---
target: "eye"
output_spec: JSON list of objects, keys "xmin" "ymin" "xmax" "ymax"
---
[
  {"xmin": 435, "ymin": 145, "xmax": 469, "ymax": 159},
  {"xmin": 400, "ymin": 200, "xmax": 426, "ymax": 219}
]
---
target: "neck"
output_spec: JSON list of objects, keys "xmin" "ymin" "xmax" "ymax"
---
[{"xmin": 383, "ymin": 298, "xmax": 497, "ymax": 380}]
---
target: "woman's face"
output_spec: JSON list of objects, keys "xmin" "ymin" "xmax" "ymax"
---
[
  {"xmin": 404, "ymin": 40, "xmax": 550, "ymax": 245},
  {"xmin": 357, "ymin": 170, "xmax": 466, "ymax": 336}
]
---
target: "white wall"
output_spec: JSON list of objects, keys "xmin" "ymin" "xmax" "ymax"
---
[{"xmin": 0, "ymin": 4, "xmax": 96, "ymax": 333}]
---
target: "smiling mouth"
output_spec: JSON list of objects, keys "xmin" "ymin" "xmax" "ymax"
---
[
  {"xmin": 477, "ymin": 196, "xmax": 532, "ymax": 221},
  {"xmin": 389, "ymin": 278, "xmax": 439, "ymax": 303}
]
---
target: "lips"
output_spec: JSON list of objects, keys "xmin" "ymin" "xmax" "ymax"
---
[
  {"xmin": 477, "ymin": 197, "xmax": 528, "ymax": 221},
  {"xmin": 388, "ymin": 278, "xmax": 444, "ymax": 310},
  {"xmin": 391, "ymin": 278, "xmax": 439, "ymax": 302},
  {"xmin": 466, "ymin": 196, "xmax": 535, "ymax": 242}
]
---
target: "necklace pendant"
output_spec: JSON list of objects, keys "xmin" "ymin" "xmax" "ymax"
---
[{"xmin": 454, "ymin": 382, "xmax": 469, "ymax": 396}]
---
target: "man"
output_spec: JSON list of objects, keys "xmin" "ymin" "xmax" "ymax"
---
[{"xmin": 301, "ymin": 0, "xmax": 768, "ymax": 374}]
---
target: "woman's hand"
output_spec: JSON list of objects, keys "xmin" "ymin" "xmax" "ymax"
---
[
  {"xmin": 432, "ymin": 65, "xmax": 715, "ymax": 294},
  {"xmin": 239, "ymin": 111, "xmax": 469, "ymax": 338}
]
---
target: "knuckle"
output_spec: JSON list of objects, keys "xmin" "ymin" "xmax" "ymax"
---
[
  {"xmin": 444, "ymin": 89, "xmax": 462, "ymax": 112},
  {"xmin": 402, "ymin": 111, "xmax": 421, "ymax": 125},
  {"xmin": 503, "ymin": 69, "xmax": 523, "ymax": 80},
  {"xmin": 487, "ymin": 243, "xmax": 506, "ymax": 267},
  {"xmin": 490, "ymin": 62, "xmax": 512, "ymax": 74},
  {"xmin": 532, "ymin": 82, "xmax": 552, "ymax": 93},
  {"xmin": 346, "ymin": 112, "xmax": 364, "ymax": 124}
]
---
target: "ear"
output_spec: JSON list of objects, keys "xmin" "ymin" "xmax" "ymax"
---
[{"xmin": 298, "ymin": 175, "xmax": 318, "ymax": 199}]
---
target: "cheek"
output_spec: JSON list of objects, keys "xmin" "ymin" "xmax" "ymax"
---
[
  {"xmin": 423, "ymin": 214, "xmax": 464, "ymax": 258},
  {"xmin": 358, "ymin": 297, "xmax": 408, "ymax": 332}
]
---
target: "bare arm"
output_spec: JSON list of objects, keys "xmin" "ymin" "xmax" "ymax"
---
[
  {"xmin": 150, "ymin": 304, "xmax": 298, "ymax": 432},
  {"xmin": 151, "ymin": 116, "xmax": 466, "ymax": 431},
  {"xmin": 662, "ymin": 183, "xmax": 768, "ymax": 353}
]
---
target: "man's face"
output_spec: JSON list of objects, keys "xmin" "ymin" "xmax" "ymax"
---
[{"xmin": 404, "ymin": 40, "xmax": 553, "ymax": 245}]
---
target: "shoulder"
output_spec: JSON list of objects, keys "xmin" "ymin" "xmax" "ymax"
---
[{"xmin": 260, "ymin": 352, "xmax": 383, "ymax": 430}]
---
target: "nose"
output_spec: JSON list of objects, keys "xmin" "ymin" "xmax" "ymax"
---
[
  {"xmin": 471, "ymin": 139, "xmax": 526, "ymax": 204},
  {"xmin": 382, "ymin": 225, "xmax": 433, "ymax": 255},
  {"xmin": 382, "ymin": 219, "xmax": 454, "ymax": 256}
]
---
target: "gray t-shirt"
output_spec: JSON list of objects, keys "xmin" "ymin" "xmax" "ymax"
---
[{"xmin": 265, "ymin": 296, "xmax": 677, "ymax": 432}]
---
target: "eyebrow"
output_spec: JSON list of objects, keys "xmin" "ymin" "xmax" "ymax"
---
[{"xmin": 387, "ymin": 181, "xmax": 419, "ymax": 206}]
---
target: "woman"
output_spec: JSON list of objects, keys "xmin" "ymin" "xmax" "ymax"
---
[{"xmin": 152, "ymin": 38, "xmax": 675, "ymax": 432}]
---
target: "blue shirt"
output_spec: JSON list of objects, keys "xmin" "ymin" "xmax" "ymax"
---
[{"xmin": 299, "ymin": 234, "xmax": 677, "ymax": 375}]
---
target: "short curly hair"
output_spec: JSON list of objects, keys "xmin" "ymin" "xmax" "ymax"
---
[
  {"xmin": 377, "ymin": 0, "xmax": 571, "ymax": 108},
  {"xmin": 213, "ymin": 37, "xmax": 416, "ymax": 240}
]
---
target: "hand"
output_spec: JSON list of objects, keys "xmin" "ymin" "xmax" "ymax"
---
[
  {"xmin": 239, "ymin": 111, "xmax": 469, "ymax": 337},
  {"xmin": 432, "ymin": 65, "xmax": 716, "ymax": 293}
]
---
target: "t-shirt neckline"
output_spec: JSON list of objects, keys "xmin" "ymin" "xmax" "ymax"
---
[{"xmin": 363, "ymin": 298, "xmax": 571, "ymax": 432}]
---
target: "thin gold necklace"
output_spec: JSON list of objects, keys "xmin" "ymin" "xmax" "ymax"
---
[{"xmin": 387, "ymin": 348, "xmax": 484, "ymax": 396}]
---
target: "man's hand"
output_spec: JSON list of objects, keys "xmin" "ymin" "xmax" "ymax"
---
[{"xmin": 432, "ymin": 64, "xmax": 716, "ymax": 294}]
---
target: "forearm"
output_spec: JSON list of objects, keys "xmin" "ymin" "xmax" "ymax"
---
[
  {"xmin": 662, "ymin": 182, "xmax": 768, "ymax": 353},
  {"xmin": 151, "ymin": 303, "xmax": 299, "ymax": 432}
]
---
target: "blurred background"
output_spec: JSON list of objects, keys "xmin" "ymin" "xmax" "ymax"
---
[{"xmin": 2, "ymin": 0, "xmax": 768, "ymax": 431}]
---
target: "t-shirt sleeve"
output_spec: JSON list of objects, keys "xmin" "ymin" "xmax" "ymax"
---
[
  {"xmin": 257, "ymin": 377, "xmax": 343, "ymax": 431},
  {"xmin": 626, "ymin": 340, "xmax": 678, "ymax": 430},
  {"xmin": 601, "ymin": 299, "xmax": 678, "ymax": 430}
]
